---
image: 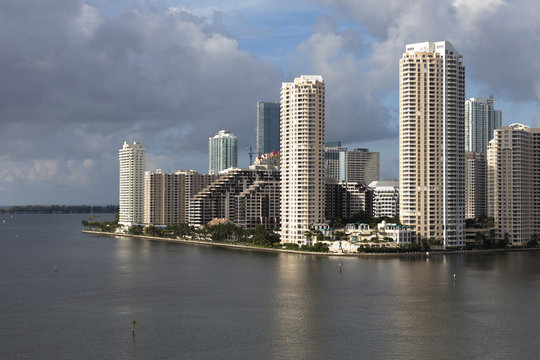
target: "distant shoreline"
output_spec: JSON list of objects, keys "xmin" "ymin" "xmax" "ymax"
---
[
  {"xmin": 1, "ymin": 205, "xmax": 118, "ymax": 214},
  {"xmin": 82, "ymin": 230, "xmax": 540, "ymax": 258}
]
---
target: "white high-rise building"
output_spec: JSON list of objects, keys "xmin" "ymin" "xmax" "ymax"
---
[
  {"xmin": 280, "ymin": 75, "xmax": 325, "ymax": 245},
  {"xmin": 399, "ymin": 41, "xmax": 466, "ymax": 248},
  {"xmin": 209, "ymin": 130, "xmax": 238, "ymax": 174},
  {"xmin": 465, "ymin": 96, "xmax": 502, "ymax": 154},
  {"xmin": 369, "ymin": 180, "xmax": 399, "ymax": 218},
  {"xmin": 119, "ymin": 141, "xmax": 146, "ymax": 227}
]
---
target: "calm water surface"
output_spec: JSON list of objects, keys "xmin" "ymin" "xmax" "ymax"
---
[{"xmin": 1, "ymin": 214, "xmax": 539, "ymax": 359}]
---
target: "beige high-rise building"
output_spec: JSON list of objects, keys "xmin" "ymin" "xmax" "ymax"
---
[
  {"xmin": 189, "ymin": 165, "xmax": 280, "ymax": 229},
  {"xmin": 347, "ymin": 149, "xmax": 379, "ymax": 185},
  {"xmin": 487, "ymin": 124, "xmax": 540, "ymax": 245},
  {"xmin": 324, "ymin": 145, "xmax": 379, "ymax": 185},
  {"xmin": 237, "ymin": 173, "xmax": 281, "ymax": 230},
  {"xmin": 144, "ymin": 169, "xmax": 215, "ymax": 225},
  {"xmin": 465, "ymin": 152, "xmax": 486, "ymax": 219},
  {"xmin": 280, "ymin": 75, "xmax": 325, "ymax": 245},
  {"xmin": 399, "ymin": 41, "xmax": 466, "ymax": 248},
  {"xmin": 144, "ymin": 169, "xmax": 169, "ymax": 225}
]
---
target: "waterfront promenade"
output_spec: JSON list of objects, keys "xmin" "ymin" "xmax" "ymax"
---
[{"xmin": 82, "ymin": 230, "xmax": 536, "ymax": 257}]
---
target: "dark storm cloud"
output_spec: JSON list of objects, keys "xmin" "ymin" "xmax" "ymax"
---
[
  {"xmin": 0, "ymin": 1, "xmax": 285, "ymax": 203},
  {"xmin": 6, "ymin": 0, "xmax": 537, "ymax": 203}
]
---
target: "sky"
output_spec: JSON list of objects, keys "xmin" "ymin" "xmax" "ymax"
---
[{"xmin": 1, "ymin": 0, "xmax": 540, "ymax": 205}]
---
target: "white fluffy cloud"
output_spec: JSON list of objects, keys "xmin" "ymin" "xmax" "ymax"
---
[
  {"xmin": 292, "ymin": 26, "xmax": 396, "ymax": 144},
  {"xmin": 314, "ymin": 0, "xmax": 540, "ymax": 104}
]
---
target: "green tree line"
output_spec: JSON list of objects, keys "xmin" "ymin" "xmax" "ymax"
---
[
  {"xmin": 81, "ymin": 214, "xmax": 120, "ymax": 232},
  {"xmin": 83, "ymin": 218, "xmax": 330, "ymax": 253},
  {"xmin": 329, "ymin": 211, "xmax": 402, "ymax": 229},
  {"xmin": 357, "ymin": 243, "xmax": 421, "ymax": 253}
]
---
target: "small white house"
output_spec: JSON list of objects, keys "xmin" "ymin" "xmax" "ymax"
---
[
  {"xmin": 344, "ymin": 223, "xmax": 376, "ymax": 242},
  {"xmin": 312, "ymin": 222, "xmax": 333, "ymax": 239},
  {"xmin": 377, "ymin": 221, "xmax": 413, "ymax": 244}
]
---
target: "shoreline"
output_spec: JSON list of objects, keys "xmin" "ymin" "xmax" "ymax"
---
[{"xmin": 81, "ymin": 230, "xmax": 540, "ymax": 258}]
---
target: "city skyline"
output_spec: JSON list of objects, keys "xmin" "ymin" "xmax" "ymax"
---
[{"xmin": 2, "ymin": 0, "xmax": 540, "ymax": 205}]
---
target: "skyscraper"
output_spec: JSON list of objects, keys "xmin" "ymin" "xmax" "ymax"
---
[
  {"xmin": 325, "ymin": 144, "xmax": 379, "ymax": 185},
  {"xmin": 143, "ymin": 169, "xmax": 216, "ymax": 225},
  {"xmin": 325, "ymin": 180, "xmax": 371, "ymax": 220},
  {"xmin": 465, "ymin": 97, "xmax": 502, "ymax": 153},
  {"xmin": 208, "ymin": 130, "xmax": 238, "ymax": 174},
  {"xmin": 324, "ymin": 144, "xmax": 346, "ymax": 181},
  {"xmin": 256, "ymin": 101, "xmax": 280, "ymax": 157},
  {"xmin": 465, "ymin": 152, "xmax": 486, "ymax": 219},
  {"xmin": 119, "ymin": 141, "xmax": 146, "ymax": 227},
  {"xmin": 487, "ymin": 124, "xmax": 540, "ymax": 245},
  {"xmin": 463, "ymin": 97, "xmax": 500, "ymax": 222},
  {"xmin": 399, "ymin": 41, "xmax": 466, "ymax": 248},
  {"xmin": 280, "ymin": 75, "xmax": 325, "ymax": 245}
]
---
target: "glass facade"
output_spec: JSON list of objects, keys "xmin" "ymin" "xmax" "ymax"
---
[
  {"xmin": 256, "ymin": 101, "xmax": 280, "ymax": 157},
  {"xmin": 465, "ymin": 96, "xmax": 502, "ymax": 154},
  {"xmin": 208, "ymin": 130, "xmax": 238, "ymax": 174}
]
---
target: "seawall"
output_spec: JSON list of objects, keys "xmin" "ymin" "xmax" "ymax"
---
[{"xmin": 82, "ymin": 230, "xmax": 539, "ymax": 258}]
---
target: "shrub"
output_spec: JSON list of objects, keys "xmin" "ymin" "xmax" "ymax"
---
[{"xmin": 283, "ymin": 243, "xmax": 300, "ymax": 250}]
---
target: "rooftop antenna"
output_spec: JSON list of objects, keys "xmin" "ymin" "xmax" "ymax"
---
[{"xmin": 247, "ymin": 145, "xmax": 255, "ymax": 165}]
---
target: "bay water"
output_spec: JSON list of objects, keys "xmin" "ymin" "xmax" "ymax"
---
[{"xmin": 1, "ymin": 214, "xmax": 539, "ymax": 359}]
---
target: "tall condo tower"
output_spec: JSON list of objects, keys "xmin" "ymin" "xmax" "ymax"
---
[
  {"xmin": 487, "ymin": 124, "xmax": 540, "ymax": 245},
  {"xmin": 256, "ymin": 101, "xmax": 280, "ymax": 157},
  {"xmin": 280, "ymin": 75, "xmax": 325, "ymax": 245},
  {"xmin": 208, "ymin": 130, "xmax": 238, "ymax": 174},
  {"xmin": 465, "ymin": 152, "xmax": 486, "ymax": 219},
  {"xmin": 465, "ymin": 97, "xmax": 502, "ymax": 153},
  {"xmin": 399, "ymin": 41, "xmax": 466, "ymax": 248},
  {"xmin": 119, "ymin": 141, "xmax": 146, "ymax": 227}
]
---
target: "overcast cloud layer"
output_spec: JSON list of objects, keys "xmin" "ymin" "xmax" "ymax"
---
[{"xmin": 1, "ymin": 0, "xmax": 539, "ymax": 204}]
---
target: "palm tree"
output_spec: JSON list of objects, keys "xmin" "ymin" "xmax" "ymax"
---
[
  {"xmin": 312, "ymin": 229, "xmax": 324, "ymax": 242},
  {"xmin": 304, "ymin": 230, "xmax": 314, "ymax": 245}
]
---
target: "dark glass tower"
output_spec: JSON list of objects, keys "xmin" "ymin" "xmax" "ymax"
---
[{"xmin": 256, "ymin": 101, "xmax": 280, "ymax": 157}]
